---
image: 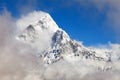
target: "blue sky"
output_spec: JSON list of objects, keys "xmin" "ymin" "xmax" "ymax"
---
[{"xmin": 0, "ymin": 0, "xmax": 120, "ymax": 46}]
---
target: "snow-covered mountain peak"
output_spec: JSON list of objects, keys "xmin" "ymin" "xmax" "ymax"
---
[
  {"xmin": 16, "ymin": 11, "xmax": 70, "ymax": 53},
  {"xmin": 17, "ymin": 11, "xmax": 120, "ymax": 71},
  {"xmin": 16, "ymin": 11, "xmax": 59, "ymax": 33}
]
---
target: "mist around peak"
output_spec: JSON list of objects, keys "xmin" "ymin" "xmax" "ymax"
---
[{"xmin": 0, "ymin": 10, "xmax": 120, "ymax": 80}]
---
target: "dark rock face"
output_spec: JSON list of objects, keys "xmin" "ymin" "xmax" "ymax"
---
[{"xmin": 40, "ymin": 30, "xmax": 106, "ymax": 64}]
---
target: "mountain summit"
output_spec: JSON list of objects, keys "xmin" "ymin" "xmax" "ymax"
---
[{"xmin": 17, "ymin": 11, "xmax": 120, "ymax": 71}]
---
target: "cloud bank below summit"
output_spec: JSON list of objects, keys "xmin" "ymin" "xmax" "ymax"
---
[{"xmin": 0, "ymin": 10, "xmax": 120, "ymax": 80}]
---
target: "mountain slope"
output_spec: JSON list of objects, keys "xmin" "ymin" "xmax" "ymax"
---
[{"xmin": 17, "ymin": 11, "xmax": 120, "ymax": 71}]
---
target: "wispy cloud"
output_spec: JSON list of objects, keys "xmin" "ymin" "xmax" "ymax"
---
[
  {"xmin": 74, "ymin": 0, "xmax": 120, "ymax": 42},
  {"xmin": 16, "ymin": 0, "xmax": 38, "ymax": 15}
]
